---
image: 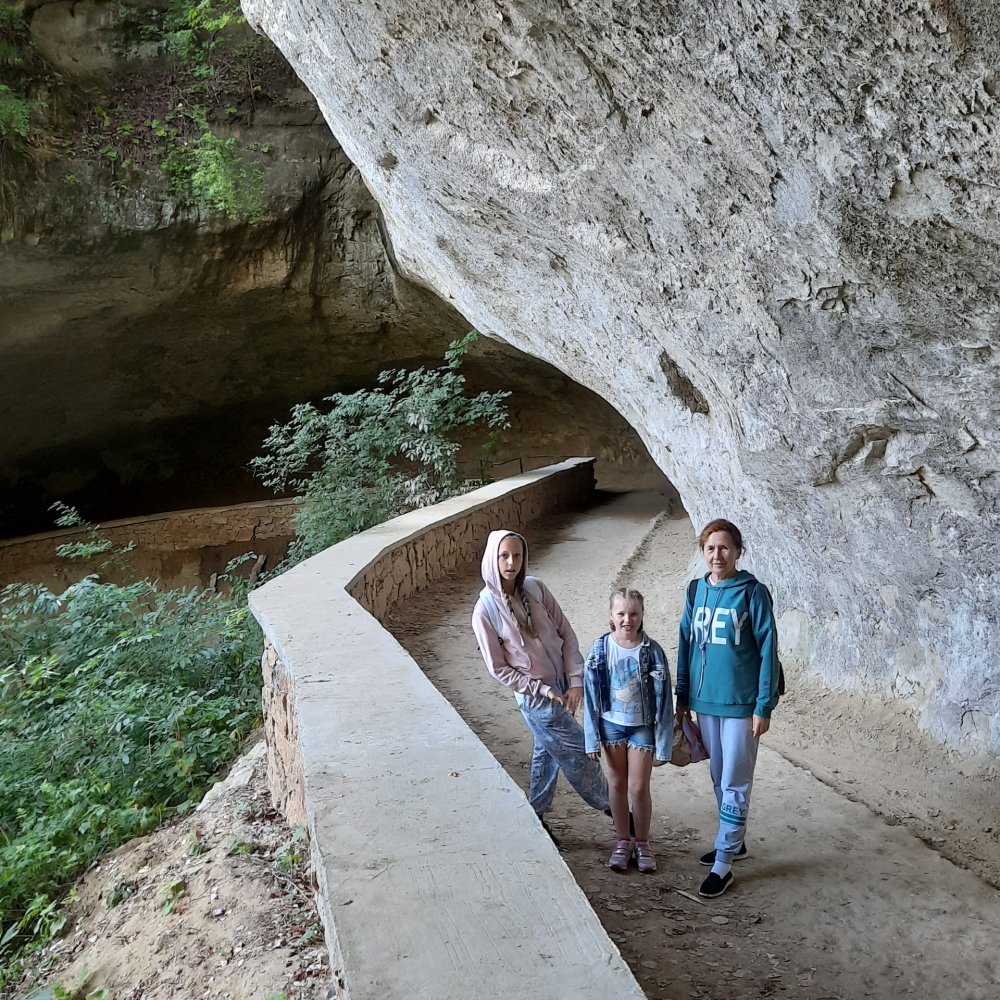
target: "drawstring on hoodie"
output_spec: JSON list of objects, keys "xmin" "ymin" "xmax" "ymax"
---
[{"xmin": 696, "ymin": 581, "xmax": 723, "ymax": 699}]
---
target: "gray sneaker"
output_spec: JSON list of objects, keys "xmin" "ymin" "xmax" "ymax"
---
[{"xmin": 608, "ymin": 839, "xmax": 633, "ymax": 872}]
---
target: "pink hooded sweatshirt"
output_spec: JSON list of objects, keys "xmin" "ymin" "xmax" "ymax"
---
[{"xmin": 471, "ymin": 529, "xmax": 585, "ymax": 699}]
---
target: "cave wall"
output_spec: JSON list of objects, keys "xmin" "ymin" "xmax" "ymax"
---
[
  {"xmin": 0, "ymin": 0, "xmax": 665, "ymax": 534},
  {"xmin": 243, "ymin": 0, "xmax": 1000, "ymax": 751}
]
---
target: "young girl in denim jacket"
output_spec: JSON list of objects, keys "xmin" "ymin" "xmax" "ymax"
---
[{"xmin": 583, "ymin": 588, "xmax": 672, "ymax": 873}]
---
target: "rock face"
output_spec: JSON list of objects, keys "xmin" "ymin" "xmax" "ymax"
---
[
  {"xmin": 0, "ymin": 2, "xmax": 663, "ymax": 535},
  {"xmin": 243, "ymin": 0, "xmax": 1000, "ymax": 751}
]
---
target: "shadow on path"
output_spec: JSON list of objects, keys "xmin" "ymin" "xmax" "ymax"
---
[{"xmin": 387, "ymin": 491, "xmax": 999, "ymax": 1000}]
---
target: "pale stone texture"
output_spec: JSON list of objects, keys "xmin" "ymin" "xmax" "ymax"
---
[
  {"xmin": 243, "ymin": 0, "xmax": 1000, "ymax": 752},
  {"xmin": 248, "ymin": 460, "xmax": 647, "ymax": 999}
]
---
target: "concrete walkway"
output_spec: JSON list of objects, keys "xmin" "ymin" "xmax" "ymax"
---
[{"xmin": 389, "ymin": 491, "xmax": 1000, "ymax": 1000}]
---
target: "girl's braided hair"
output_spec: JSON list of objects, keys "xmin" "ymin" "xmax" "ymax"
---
[{"xmin": 501, "ymin": 533, "xmax": 536, "ymax": 637}]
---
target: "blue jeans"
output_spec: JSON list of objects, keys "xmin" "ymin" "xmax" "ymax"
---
[
  {"xmin": 598, "ymin": 718, "xmax": 656, "ymax": 752},
  {"xmin": 515, "ymin": 693, "xmax": 610, "ymax": 815}
]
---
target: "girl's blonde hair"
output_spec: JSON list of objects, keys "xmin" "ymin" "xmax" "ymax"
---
[{"xmin": 609, "ymin": 587, "xmax": 644, "ymax": 633}]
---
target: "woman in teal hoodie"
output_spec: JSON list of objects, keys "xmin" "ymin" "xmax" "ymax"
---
[{"xmin": 676, "ymin": 518, "xmax": 780, "ymax": 899}]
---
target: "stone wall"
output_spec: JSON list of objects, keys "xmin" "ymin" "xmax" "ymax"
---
[
  {"xmin": 349, "ymin": 460, "xmax": 593, "ymax": 620},
  {"xmin": 260, "ymin": 639, "xmax": 306, "ymax": 826},
  {"xmin": 0, "ymin": 500, "xmax": 297, "ymax": 590},
  {"xmin": 245, "ymin": 460, "xmax": 645, "ymax": 999},
  {"xmin": 252, "ymin": 459, "xmax": 593, "ymax": 822}
]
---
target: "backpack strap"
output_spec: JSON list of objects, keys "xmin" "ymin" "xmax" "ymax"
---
[
  {"xmin": 686, "ymin": 577, "xmax": 699, "ymax": 612},
  {"xmin": 745, "ymin": 580, "xmax": 786, "ymax": 697}
]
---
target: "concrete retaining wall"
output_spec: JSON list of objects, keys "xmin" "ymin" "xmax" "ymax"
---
[
  {"xmin": 248, "ymin": 459, "xmax": 647, "ymax": 1000},
  {"xmin": 0, "ymin": 500, "xmax": 297, "ymax": 590}
]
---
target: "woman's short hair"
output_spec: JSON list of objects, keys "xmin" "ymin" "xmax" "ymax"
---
[{"xmin": 697, "ymin": 519, "xmax": 744, "ymax": 554}]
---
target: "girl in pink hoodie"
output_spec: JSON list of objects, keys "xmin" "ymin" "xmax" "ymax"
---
[{"xmin": 472, "ymin": 530, "xmax": 610, "ymax": 843}]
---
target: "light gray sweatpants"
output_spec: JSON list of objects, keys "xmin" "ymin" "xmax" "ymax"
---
[{"xmin": 698, "ymin": 714, "xmax": 760, "ymax": 863}]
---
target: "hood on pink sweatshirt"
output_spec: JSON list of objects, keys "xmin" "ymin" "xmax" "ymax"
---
[
  {"xmin": 472, "ymin": 529, "xmax": 585, "ymax": 697},
  {"xmin": 480, "ymin": 528, "xmax": 529, "ymax": 644}
]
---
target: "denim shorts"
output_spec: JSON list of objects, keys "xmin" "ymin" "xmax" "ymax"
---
[{"xmin": 599, "ymin": 718, "xmax": 655, "ymax": 752}]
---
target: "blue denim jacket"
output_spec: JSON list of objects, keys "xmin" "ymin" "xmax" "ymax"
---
[{"xmin": 583, "ymin": 633, "xmax": 674, "ymax": 762}]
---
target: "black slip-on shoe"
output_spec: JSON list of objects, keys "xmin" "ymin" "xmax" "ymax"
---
[
  {"xmin": 698, "ymin": 870, "xmax": 734, "ymax": 898},
  {"xmin": 699, "ymin": 842, "xmax": 747, "ymax": 866}
]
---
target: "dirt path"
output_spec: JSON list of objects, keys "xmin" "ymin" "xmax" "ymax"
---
[
  {"xmin": 388, "ymin": 491, "xmax": 1000, "ymax": 1000},
  {"xmin": 12, "ymin": 741, "xmax": 334, "ymax": 1000}
]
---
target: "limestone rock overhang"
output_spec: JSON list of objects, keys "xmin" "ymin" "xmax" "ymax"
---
[{"xmin": 242, "ymin": 0, "xmax": 1000, "ymax": 751}]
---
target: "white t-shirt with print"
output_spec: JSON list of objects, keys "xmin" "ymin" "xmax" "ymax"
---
[{"xmin": 601, "ymin": 637, "xmax": 644, "ymax": 726}]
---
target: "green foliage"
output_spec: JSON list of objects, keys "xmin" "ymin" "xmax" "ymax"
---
[
  {"xmin": 0, "ymin": 523, "xmax": 262, "ymax": 979},
  {"xmin": 0, "ymin": 1, "xmax": 55, "ymax": 237},
  {"xmin": 252, "ymin": 332, "xmax": 510, "ymax": 560},
  {"xmin": 36, "ymin": 972, "xmax": 107, "ymax": 1000},
  {"xmin": 0, "ymin": 84, "xmax": 30, "ymax": 140},
  {"xmin": 165, "ymin": 0, "xmax": 244, "ymax": 65},
  {"xmin": 156, "ymin": 879, "xmax": 187, "ymax": 914},
  {"xmin": 101, "ymin": 878, "xmax": 136, "ymax": 909},
  {"xmin": 159, "ymin": 111, "xmax": 264, "ymax": 223},
  {"xmin": 66, "ymin": 0, "xmax": 269, "ymax": 224},
  {"xmin": 226, "ymin": 839, "xmax": 260, "ymax": 857},
  {"xmin": 0, "ymin": 2, "xmax": 44, "ymax": 227},
  {"xmin": 273, "ymin": 825, "xmax": 306, "ymax": 872},
  {"xmin": 0, "ymin": 5, "xmax": 40, "ymax": 139}
]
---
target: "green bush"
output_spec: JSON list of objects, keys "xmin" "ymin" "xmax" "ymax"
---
[
  {"xmin": 0, "ymin": 542, "xmax": 261, "ymax": 977},
  {"xmin": 165, "ymin": 0, "xmax": 244, "ymax": 63},
  {"xmin": 0, "ymin": 84, "xmax": 30, "ymax": 140},
  {"xmin": 252, "ymin": 332, "xmax": 510, "ymax": 561},
  {"xmin": 0, "ymin": 4, "xmax": 40, "ymax": 139},
  {"xmin": 160, "ymin": 113, "xmax": 264, "ymax": 223}
]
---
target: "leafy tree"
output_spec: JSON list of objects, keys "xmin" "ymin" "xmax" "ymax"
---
[{"xmin": 252, "ymin": 332, "xmax": 510, "ymax": 560}]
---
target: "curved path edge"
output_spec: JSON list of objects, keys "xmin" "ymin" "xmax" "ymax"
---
[{"xmin": 247, "ymin": 460, "xmax": 647, "ymax": 1000}]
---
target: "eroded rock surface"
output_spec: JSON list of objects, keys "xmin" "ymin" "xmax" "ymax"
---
[
  {"xmin": 244, "ymin": 0, "xmax": 1000, "ymax": 749},
  {"xmin": 0, "ymin": 2, "xmax": 662, "ymax": 534}
]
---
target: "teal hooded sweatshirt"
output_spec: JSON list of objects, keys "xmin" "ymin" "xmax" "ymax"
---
[{"xmin": 675, "ymin": 570, "xmax": 780, "ymax": 719}]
